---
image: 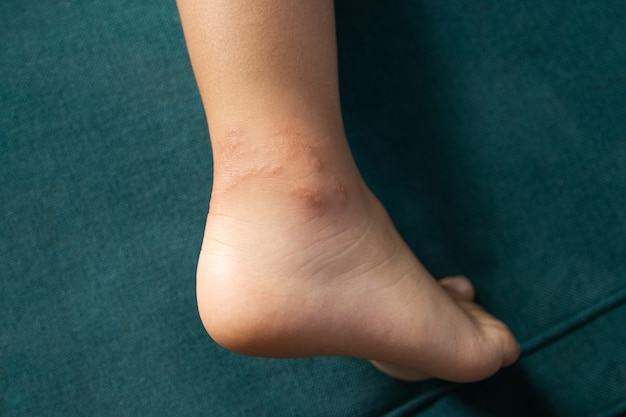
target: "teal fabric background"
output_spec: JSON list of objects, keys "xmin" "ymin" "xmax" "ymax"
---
[{"xmin": 1, "ymin": 1, "xmax": 625, "ymax": 416}]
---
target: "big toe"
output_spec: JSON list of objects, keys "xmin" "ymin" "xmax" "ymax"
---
[
  {"xmin": 498, "ymin": 325, "xmax": 521, "ymax": 367},
  {"xmin": 473, "ymin": 307, "xmax": 520, "ymax": 368}
]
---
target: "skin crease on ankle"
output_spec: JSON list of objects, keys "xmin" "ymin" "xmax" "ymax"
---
[{"xmin": 209, "ymin": 126, "xmax": 364, "ymax": 219}]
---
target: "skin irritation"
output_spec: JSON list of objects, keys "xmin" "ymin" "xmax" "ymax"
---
[{"xmin": 213, "ymin": 127, "xmax": 351, "ymax": 214}]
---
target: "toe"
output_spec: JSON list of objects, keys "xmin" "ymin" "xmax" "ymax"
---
[
  {"xmin": 439, "ymin": 275, "xmax": 476, "ymax": 301},
  {"xmin": 499, "ymin": 326, "xmax": 521, "ymax": 367},
  {"xmin": 470, "ymin": 306, "xmax": 520, "ymax": 368}
]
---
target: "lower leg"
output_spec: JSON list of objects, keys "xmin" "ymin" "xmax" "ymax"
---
[{"xmin": 177, "ymin": 0, "xmax": 519, "ymax": 382}]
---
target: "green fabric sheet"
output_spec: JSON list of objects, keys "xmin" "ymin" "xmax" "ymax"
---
[{"xmin": 1, "ymin": 0, "xmax": 625, "ymax": 415}]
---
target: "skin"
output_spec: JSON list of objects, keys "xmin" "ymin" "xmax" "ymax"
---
[{"xmin": 177, "ymin": 0, "xmax": 520, "ymax": 382}]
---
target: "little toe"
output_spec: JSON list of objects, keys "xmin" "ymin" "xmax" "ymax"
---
[{"xmin": 439, "ymin": 275, "xmax": 476, "ymax": 301}]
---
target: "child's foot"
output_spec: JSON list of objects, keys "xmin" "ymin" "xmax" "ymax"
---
[{"xmin": 196, "ymin": 132, "xmax": 519, "ymax": 382}]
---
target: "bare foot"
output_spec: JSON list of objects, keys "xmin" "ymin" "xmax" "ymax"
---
[{"xmin": 196, "ymin": 132, "xmax": 519, "ymax": 382}]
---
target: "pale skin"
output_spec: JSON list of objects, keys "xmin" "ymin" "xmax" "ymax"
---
[{"xmin": 177, "ymin": 0, "xmax": 520, "ymax": 382}]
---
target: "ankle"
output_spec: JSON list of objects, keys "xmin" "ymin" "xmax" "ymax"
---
[{"xmin": 208, "ymin": 126, "xmax": 368, "ymax": 219}]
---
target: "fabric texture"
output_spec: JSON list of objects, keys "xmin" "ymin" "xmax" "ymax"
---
[{"xmin": 1, "ymin": 0, "xmax": 625, "ymax": 416}]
